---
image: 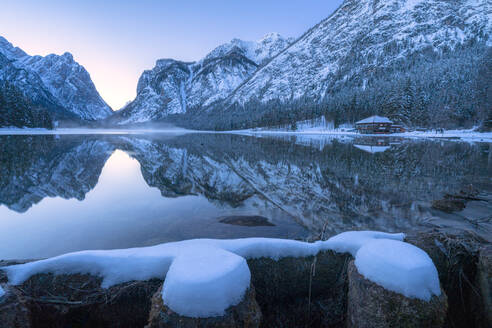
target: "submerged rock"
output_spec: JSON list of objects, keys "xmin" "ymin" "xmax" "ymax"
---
[
  {"xmin": 458, "ymin": 185, "xmax": 480, "ymax": 199},
  {"xmin": 146, "ymin": 285, "xmax": 261, "ymax": 328},
  {"xmin": 218, "ymin": 216, "xmax": 275, "ymax": 227},
  {"xmin": 347, "ymin": 261, "xmax": 448, "ymax": 328},
  {"xmin": 432, "ymin": 199, "xmax": 466, "ymax": 213}
]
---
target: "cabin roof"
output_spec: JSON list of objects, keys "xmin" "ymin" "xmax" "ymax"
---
[{"xmin": 356, "ymin": 115, "xmax": 393, "ymax": 124}]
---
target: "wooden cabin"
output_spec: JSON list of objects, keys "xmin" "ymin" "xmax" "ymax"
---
[
  {"xmin": 390, "ymin": 124, "xmax": 406, "ymax": 133},
  {"xmin": 356, "ymin": 116, "xmax": 393, "ymax": 134}
]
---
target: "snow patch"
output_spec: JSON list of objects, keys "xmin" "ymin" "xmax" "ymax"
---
[
  {"xmin": 162, "ymin": 246, "xmax": 250, "ymax": 317},
  {"xmin": 403, "ymin": 0, "xmax": 424, "ymax": 11},
  {"xmin": 3, "ymin": 231, "xmax": 441, "ymax": 318},
  {"xmin": 324, "ymin": 231, "xmax": 405, "ymax": 256},
  {"xmin": 355, "ymin": 239, "xmax": 441, "ymax": 301}
]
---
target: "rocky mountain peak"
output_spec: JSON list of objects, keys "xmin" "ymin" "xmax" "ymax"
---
[
  {"xmin": 0, "ymin": 36, "xmax": 28, "ymax": 60},
  {"xmin": 115, "ymin": 33, "xmax": 293, "ymax": 124},
  {"xmin": 0, "ymin": 35, "xmax": 112, "ymax": 123}
]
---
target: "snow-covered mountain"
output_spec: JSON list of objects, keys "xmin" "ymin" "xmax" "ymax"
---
[
  {"xmin": 0, "ymin": 36, "xmax": 112, "ymax": 123},
  {"xmin": 115, "ymin": 33, "xmax": 293, "ymax": 124},
  {"xmin": 114, "ymin": 0, "xmax": 490, "ymax": 129},
  {"xmin": 224, "ymin": 0, "xmax": 491, "ymax": 106}
]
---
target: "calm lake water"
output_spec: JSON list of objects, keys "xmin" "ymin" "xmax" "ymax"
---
[{"xmin": 0, "ymin": 133, "xmax": 490, "ymax": 260}]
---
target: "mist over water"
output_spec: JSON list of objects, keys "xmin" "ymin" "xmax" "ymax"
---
[{"xmin": 0, "ymin": 133, "xmax": 490, "ymax": 259}]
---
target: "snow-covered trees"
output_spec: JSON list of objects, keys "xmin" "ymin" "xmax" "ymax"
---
[{"xmin": 176, "ymin": 42, "xmax": 490, "ymax": 131}]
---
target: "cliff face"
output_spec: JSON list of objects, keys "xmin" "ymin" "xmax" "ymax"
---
[
  {"xmin": 0, "ymin": 36, "xmax": 112, "ymax": 127},
  {"xmin": 21, "ymin": 52, "xmax": 112, "ymax": 120},
  {"xmin": 114, "ymin": 33, "xmax": 293, "ymax": 124}
]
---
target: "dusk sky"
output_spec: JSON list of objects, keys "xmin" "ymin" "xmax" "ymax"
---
[{"xmin": 1, "ymin": 0, "xmax": 344, "ymax": 110}]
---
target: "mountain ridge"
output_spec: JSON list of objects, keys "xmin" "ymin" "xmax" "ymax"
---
[
  {"xmin": 113, "ymin": 33, "xmax": 293, "ymax": 124},
  {"xmin": 0, "ymin": 36, "xmax": 112, "ymax": 126},
  {"xmin": 112, "ymin": 0, "xmax": 491, "ymax": 130}
]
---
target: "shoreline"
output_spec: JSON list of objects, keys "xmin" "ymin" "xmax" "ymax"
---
[{"xmin": 0, "ymin": 127, "xmax": 491, "ymax": 142}]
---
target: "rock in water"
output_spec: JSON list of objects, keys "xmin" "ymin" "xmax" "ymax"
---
[
  {"xmin": 347, "ymin": 261, "xmax": 448, "ymax": 328},
  {"xmin": 218, "ymin": 216, "xmax": 275, "ymax": 227},
  {"xmin": 432, "ymin": 199, "xmax": 466, "ymax": 213},
  {"xmin": 477, "ymin": 245, "xmax": 492, "ymax": 327},
  {"xmin": 146, "ymin": 285, "xmax": 262, "ymax": 328}
]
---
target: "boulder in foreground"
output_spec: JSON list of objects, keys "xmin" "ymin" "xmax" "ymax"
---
[
  {"xmin": 146, "ymin": 285, "xmax": 261, "ymax": 328},
  {"xmin": 347, "ymin": 260, "xmax": 448, "ymax": 328}
]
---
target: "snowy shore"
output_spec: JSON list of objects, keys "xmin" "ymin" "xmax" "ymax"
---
[
  {"xmin": 236, "ymin": 128, "xmax": 492, "ymax": 142},
  {"xmin": 0, "ymin": 127, "xmax": 190, "ymax": 135},
  {"xmin": 1, "ymin": 126, "xmax": 491, "ymax": 142}
]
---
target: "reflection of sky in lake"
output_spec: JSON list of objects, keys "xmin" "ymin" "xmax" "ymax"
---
[{"xmin": 0, "ymin": 149, "xmax": 305, "ymax": 260}]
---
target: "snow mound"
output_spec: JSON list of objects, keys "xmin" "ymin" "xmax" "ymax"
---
[
  {"xmin": 355, "ymin": 239, "xmax": 441, "ymax": 301},
  {"xmin": 0, "ymin": 285, "xmax": 5, "ymax": 298},
  {"xmin": 324, "ymin": 231, "xmax": 405, "ymax": 256},
  {"xmin": 2, "ymin": 231, "xmax": 440, "ymax": 317},
  {"xmin": 163, "ymin": 246, "xmax": 250, "ymax": 317},
  {"xmin": 3, "ymin": 248, "xmax": 176, "ymax": 288}
]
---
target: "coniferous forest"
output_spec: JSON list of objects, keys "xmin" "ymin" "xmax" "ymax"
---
[
  {"xmin": 174, "ymin": 42, "xmax": 491, "ymax": 131},
  {"xmin": 0, "ymin": 80, "xmax": 53, "ymax": 129}
]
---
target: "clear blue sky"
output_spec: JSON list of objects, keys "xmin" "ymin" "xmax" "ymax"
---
[{"xmin": 0, "ymin": 0, "xmax": 344, "ymax": 109}]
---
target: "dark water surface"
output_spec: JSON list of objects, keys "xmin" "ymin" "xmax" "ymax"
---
[{"xmin": 0, "ymin": 133, "xmax": 490, "ymax": 259}]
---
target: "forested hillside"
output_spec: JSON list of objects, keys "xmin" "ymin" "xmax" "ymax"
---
[
  {"xmin": 175, "ymin": 42, "xmax": 491, "ymax": 130},
  {"xmin": 0, "ymin": 80, "xmax": 53, "ymax": 129}
]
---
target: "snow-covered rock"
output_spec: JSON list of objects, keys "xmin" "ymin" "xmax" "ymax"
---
[
  {"xmin": 355, "ymin": 239, "xmax": 440, "ymax": 300},
  {"xmin": 162, "ymin": 246, "xmax": 251, "ymax": 317},
  {"xmin": 2, "ymin": 231, "xmax": 443, "ymax": 318},
  {"xmin": 115, "ymin": 33, "xmax": 293, "ymax": 124},
  {"xmin": 0, "ymin": 35, "xmax": 112, "ymax": 122},
  {"xmin": 347, "ymin": 259, "xmax": 447, "ymax": 327}
]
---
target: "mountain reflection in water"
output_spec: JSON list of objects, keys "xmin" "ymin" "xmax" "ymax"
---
[{"xmin": 0, "ymin": 133, "xmax": 490, "ymax": 259}]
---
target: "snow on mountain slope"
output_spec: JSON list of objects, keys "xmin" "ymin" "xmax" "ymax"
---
[
  {"xmin": 0, "ymin": 37, "xmax": 28, "ymax": 60},
  {"xmin": 116, "ymin": 59, "xmax": 193, "ymax": 124},
  {"xmin": 0, "ymin": 36, "xmax": 112, "ymax": 121},
  {"xmin": 225, "ymin": 0, "xmax": 491, "ymax": 106},
  {"xmin": 0, "ymin": 41, "xmax": 62, "ymax": 116},
  {"xmin": 115, "ymin": 33, "xmax": 293, "ymax": 124},
  {"xmin": 21, "ymin": 53, "xmax": 113, "ymax": 120}
]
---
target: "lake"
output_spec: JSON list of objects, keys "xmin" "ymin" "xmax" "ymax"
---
[{"xmin": 0, "ymin": 133, "xmax": 490, "ymax": 260}]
